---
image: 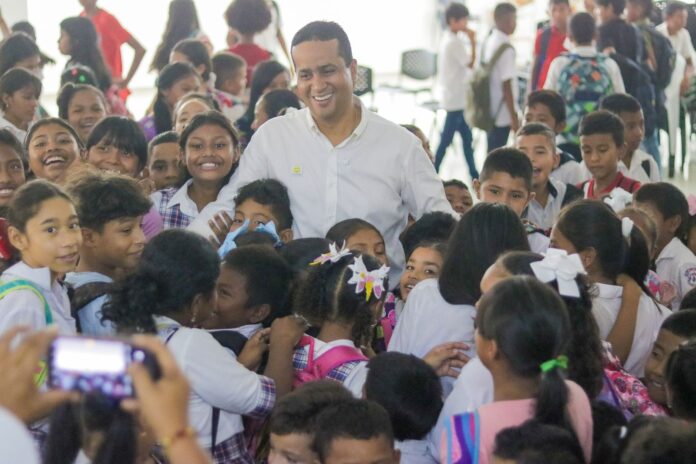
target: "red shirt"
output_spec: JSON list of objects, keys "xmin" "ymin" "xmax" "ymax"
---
[
  {"xmin": 81, "ymin": 9, "xmax": 131, "ymax": 78},
  {"xmin": 534, "ymin": 26, "xmax": 568, "ymax": 89},
  {"xmin": 580, "ymin": 171, "xmax": 641, "ymax": 199},
  {"xmin": 230, "ymin": 44, "xmax": 272, "ymax": 85}
]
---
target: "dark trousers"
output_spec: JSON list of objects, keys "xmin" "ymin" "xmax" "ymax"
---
[
  {"xmin": 487, "ymin": 126, "xmax": 511, "ymax": 153},
  {"xmin": 434, "ymin": 110, "xmax": 479, "ymax": 179}
]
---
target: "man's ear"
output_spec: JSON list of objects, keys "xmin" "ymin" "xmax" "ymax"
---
[
  {"xmin": 248, "ymin": 304, "xmax": 271, "ymax": 325},
  {"xmin": 473, "ymin": 178, "xmax": 482, "ymax": 200},
  {"xmin": 279, "ymin": 228, "xmax": 294, "ymax": 243}
]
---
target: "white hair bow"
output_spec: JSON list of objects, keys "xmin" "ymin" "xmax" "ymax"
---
[
  {"xmin": 530, "ymin": 248, "xmax": 587, "ymax": 298},
  {"xmin": 603, "ymin": 187, "xmax": 633, "ymax": 213},
  {"xmin": 310, "ymin": 242, "xmax": 352, "ymax": 266},
  {"xmin": 621, "ymin": 217, "xmax": 634, "ymax": 239},
  {"xmin": 347, "ymin": 255, "xmax": 390, "ymax": 301}
]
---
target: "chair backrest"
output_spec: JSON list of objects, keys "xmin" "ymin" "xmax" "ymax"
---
[
  {"xmin": 354, "ymin": 65, "xmax": 373, "ymax": 96},
  {"xmin": 401, "ymin": 49, "xmax": 437, "ymax": 80}
]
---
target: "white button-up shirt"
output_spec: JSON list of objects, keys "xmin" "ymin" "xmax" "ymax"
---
[
  {"xmin": 188, "ymin": 100, "xmax": 454, "ymax": 280},
  {"xmin": 656, "ymin": 237, "xmax": 696, "ymax": 310},
  {"xmin": 480, "ymin": 29, "xmax": 518, "ymax": 127},
  {"xmin": 0, "ymin": 261, "xmax": 76, "ymax": 335},
  {"xmin": 524, "ymin": 177, "xmax": 581, "ymax": 230},
  {"xmin": 620, "ymin": 149, "xmax": 661, "ymax": 184},
  {"xmin": 438, "ymin": 30, "xmax": 471, "ymax": 111}
]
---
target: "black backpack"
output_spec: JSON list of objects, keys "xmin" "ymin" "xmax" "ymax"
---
[
  {"xmin": 68, "ymin": 281, "xmax": 114, "ymax": 333},
  {"xmin": 638, "ymin": 23, "xmax": 676, "ymax": 90},
  {"xmin": 610, "ymin": 52, "xmax": 657, "ymax": 134}
]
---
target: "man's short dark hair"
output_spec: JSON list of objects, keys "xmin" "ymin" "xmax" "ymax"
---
[
  {"xmin": 599, "ymin": 93, "xmax": 642, "ymax": 115},
  {"xmin": 235, "ymin": 179, "xmax": 293, "ymax": 230},
  {"xmin": 579, "ymin": 110, "xmax": 624, "ymax": 147},
  {"xmin": 312, "ymin": 399, "xmax": 394, "ymax": 461},
  {"xmin": 494, "ymin": 3, "xmax": 517, "ymax": 21},
  {"xmin": 224, "ymin": 0, "xmax": 272, "ymax": 35},
  {"xmin": 526, "ymin": 90, "xmax": 567, "ymax": 123},
  {"xmin": 627, "ymin": 0, "xmax": 653, "ymax": 17},
  {"xmin": 569, "ymin": 12, "xmax": 596, "ymax": 44},
  {"xmin": 291, "ymin": 21, "xmax": 353, "ymax": 66},
  {"xmin": 480, "ymin": 148, "xmax": 534, "ymax": 192},
  {"xmin": 445, "ymin": 3, "xmax": 470, "ymax": 23},
  {"xmin": 596, "ymin": 0, "xmax": 626, "ymax": 15},
  {"xmin": 664, "ymin": 1, "xmax": 688, "ymax": 18},
  {"xmin": 67, "ymin": 171, "xmax": 152, "ymax": 232}
]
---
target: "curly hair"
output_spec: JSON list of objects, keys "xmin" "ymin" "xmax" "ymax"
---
[{"xmin": 224, "ymin": 0, "xmax": 272, "ymax": 35}]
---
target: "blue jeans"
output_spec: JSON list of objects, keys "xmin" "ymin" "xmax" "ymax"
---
[
  {"xmin": 487, "ymin": 126, "xmax": 511, "ymax": 153},
  {"xmin": 641, "ymin": 129, "xmax": 662, "ymax": 174},
  {"xmin": 434, "ymin": 110, "xmax": 479, "ymax": 178}
]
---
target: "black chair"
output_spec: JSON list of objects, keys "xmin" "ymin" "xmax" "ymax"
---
[
  {"xmin": 354, "ymin": 65, "xmax": 377, "ymax": 110},
  {"xmin": 379, "ymin": 49, "xmax": 438, "ymax": 98}
]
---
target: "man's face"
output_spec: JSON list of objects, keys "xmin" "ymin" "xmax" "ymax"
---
[{"xmin": 292, "ymin": 39, "xmax": 356, "ymax": 125}]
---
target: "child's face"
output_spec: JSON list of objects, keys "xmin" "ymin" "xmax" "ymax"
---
[
  {"xmin": 28, "ymin": 123, "xmax": 79, "ymax": 184},
  {"xmin": 162, "ymin": 75, "xmax": 202, "ymax": 108},
  {"xmin": 580, "ymin": 133, "xmax": 621, "ymax": 183},
  {"xmin": 474, "ymin": 172, "xmax": 532, "ymax": 217},
  {"xmin": 265, "ymin": 71, "xmax": 291, "ymax": 93},
  {"xmin": 148, "ymin": 142, "xmax": 184, "ymax": 190},
  {"xmin": 231, "ymin": 199, "xmax": 293, "ymax": 242},
  {"xmin": 549, "ymin": 2, "xmax": 572, "ymax": 29},
  {"xmin": 399, "ymin": 246, "xmax": 443, "ymax": 301},
  {"xmin": 618, "ymin": 110, "xmax": 645, "ymax": 155},
  {"xmin": 634, "ymin": 201, "xmax": 673, "ymax": 248},
  {"xmin": 445, "ymin": 185, "xmax": 473, "ymax": 215},
  {"xmin": 644, "ymin": 328, "xmax": 687, "ymax": 406},
  {"xmin": 84, "ymin": 216, "xmax": 146, "ymax": 273},
  {"xmin": 68, "ymin": 89, "xmax": 107, "ymax": 143},
  {"xmin": 523, "ymin": 104, "xmax": 563, "ymax": 133},
  {"xmin": 0, "ymin": 144, "xmax": 26, "ymax": 208},
  {"xmin": 58, "ymin": 29, "xmax": 72, "ymax": 55},
  {"xmin": 2, "ymin": 87, "xmax": 39, "ymax": 126},
  {"xmin": 87, "ymin": 139, "xmax": 141, "ymax": 177},
  {"xmin": 322, "ymin": 436, "xmax": 399, "ymax": 464},
  {"xmin": 667, "ymin": 9, "xmax": 689, "ymax": 32},
  {"xmin": 174, "ymin": 99, "xmax": 211, "ymax": 134},
  {"xmin": 626, "ymin": 2, "xmax": 646, "ymax": 22},
  {"xmin": 183, "ymin": 123, "xmax": 237, "ymax": 185},
  {"xmin": 251, "ymin": 97, "xmax": 270, "ymax": 131},
  {"xmin": 222, "ymin": 68, "xmax": 247, "ymax": 96},
  {"xmin": 269, "ymin": 432, "xmax": 316, "ymax": 464},
  {"xmin": 448, "ymin": 16, "xmax": 469, "ymax": 33},
  {"xmin": 346, "ymin": 228, "xmax": 388, "ymax": 266},
  {"xmin": 516, "ymin": 134, "xmax": 559, "ymax": 189},
  {"xmin": 9, "ymin": 197, "xmax": 81, "ymax": 278},
  {"xmin": 203, "ymin": 264, "xmax": 256, "ymax": 330}
]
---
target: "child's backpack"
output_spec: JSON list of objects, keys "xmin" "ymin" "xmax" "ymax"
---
[
  {"xmin": 637, "ymin": 24, "xmax": 676, "ymax": 91},
  {"xmin": 610, "ymin": 52, "xmax": 658, "ymax": 135},
  {"xmin": 557, "ymin": 53, "xmax": 614, "ymax": 145},
  {"xmin": 68, "ymin": 282, "xmax": 114, "ymax": 333},
  {"xmin": 465, "ymin": 41, "xmax": 514, "ymax": 132},
  {"xmin": 293, "ymin": 335, "xmax": 367, "ymax": 388}
]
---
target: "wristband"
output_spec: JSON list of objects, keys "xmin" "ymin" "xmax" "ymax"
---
[{"xmin": 160, "ymin": 426, "xmax": 195, "ymax": 453}]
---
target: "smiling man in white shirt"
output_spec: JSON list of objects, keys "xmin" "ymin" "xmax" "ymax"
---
[{"xmin": 189, "ymin": 21, "xmax": 453, "ymax": 279}]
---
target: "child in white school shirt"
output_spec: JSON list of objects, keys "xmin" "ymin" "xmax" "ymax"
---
[
  {"xmin": 0, "ymin": 181, "xmax": 82, "ymax": 336},
  {"xmin": 101, "ymin": 229, "xmax": 301, "ymax": 463},
  {"xmin": 635, "ymin": 183, "xmax": 696, "ymax": 310}
]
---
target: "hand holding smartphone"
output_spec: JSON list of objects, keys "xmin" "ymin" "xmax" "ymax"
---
[{"xmin": 47, "ymin": 336, "xmax": 161, "ymax": 399}]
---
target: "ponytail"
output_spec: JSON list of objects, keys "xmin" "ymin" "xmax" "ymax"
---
[
  {"xmin": 535, "ymin": 359, "xmax": 572, "ymax": 429},
  {"xmin": 623, "ymin": 221, "xmax": 654, "ymax": 298}
]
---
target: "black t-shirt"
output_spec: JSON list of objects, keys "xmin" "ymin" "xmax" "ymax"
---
[{"xmin": 598, "ymin": 18, "xmax": 640, "ymax": 61}]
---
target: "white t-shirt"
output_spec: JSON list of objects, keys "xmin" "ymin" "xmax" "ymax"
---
[
  {"xmin": 388, "ymin": 279, "xmax": 477, "ymax": 396},
  {"xmin": 657, "ymin": 24, "xmax": 695, "ymax": 63},
  {"xmin": 438, "ymin": 30, "xmax": 471, "ymax": 111},
  {"xmin": 656, "ymin": 237, "xmax": 696, "ymax": 310},
  {"xmin": 551, "ymin": 154, "xmax": 586, "ymax": 186},
  {"xmin": 591, "ymin": 283, "xmax": 670, "ymax": 377},
  {"xmin": 480, "ymin": 29, "xmax": 518, "ymax": 127},
  {"xmin": 620, "ymin": 149, "xmax": 661, "ymax": 184},
  {"xmin": 544, "ymin": 45, "xmax": 625, "ymax": 93},
  {"xmin": 0, "ymin": 407, "xmax": 40, "ymax": 464}
]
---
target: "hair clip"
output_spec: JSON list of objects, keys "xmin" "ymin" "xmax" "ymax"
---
[
  {"xmin": 217, "ymin": 219, "xmax": 249, "ymax": 258},
  {"xmin": 540, "ymin": 355, "xmax": 568, "ymax": 373},
  {"xmin": 603, "ymin": 187, "xmax": 633, "ymax": 213},
  {"xmin": 530, "ymin": 248, "xmax": 586, "ymax": 298},
  {"xmin": 347, "ymin": 255, "xmax": 390, "ymax": 301},
  {"xmin": 688, "ymin": 194, "xmax": 696, "ymax": 217},
  {"xmin": 310, "ymin": 242, "xmax": 352, "ymax": 266},
  {"xmin": 621, "ymin": 217, "xmax": 634, "ymax": 239}
]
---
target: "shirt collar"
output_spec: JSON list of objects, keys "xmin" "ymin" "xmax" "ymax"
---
[
  {"xmin": 658, "ymin": 237, "xmax": 685, "ymax": 260},
  {"xmin": 305, "ymin": 97, "xmax": 369, "ymax": 146},
  {"xmin": 547, "ymin": 178, "xmax": 560, "ymax": 198},
  {"xmin": 4, "ymin": 261, "xmax": 53, "ymax": 291},
  {"xmin": 588, "ymin": 171, "xmax": 624, "ymax": 197},
  {"xmin": 166, "ymin": 179, "xmax": 196, "ymax": 212},
  {"xmin": 594, "ymin": 282, "xmax": 623, "ymax": 299}
]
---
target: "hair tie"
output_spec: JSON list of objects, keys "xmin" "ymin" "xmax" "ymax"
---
[
  {"xmin": 603, "ymin": 187, "xmax": 633, "ymax": 213},
  {"xmin": 347, "ymin": 255, "xmax": 390, "ymax": 301},
  {"xmin": 310, "ymin": 242, "xmax": 352, "ymax": 266},
  {"xmin": 688, "ymin": 194, "xmax": 696, "ymax": 217},
  {"xmin": 619, "ymin": 426, "xmax": 628, "ymax": 440},
  {"xmin": 540, "ymin": 355, "xmax": 568, "ymax": 373},
  {"xmin": 621, "ymin": 217, "xmax": 634, "ymax": 239},
  {"xmin": 530, "ymin": 249, "xmax": 586, "ymax": 298}
]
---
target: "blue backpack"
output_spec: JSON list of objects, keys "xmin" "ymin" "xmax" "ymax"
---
[{"xmin": 557, "ymin": 53, "xmax": 614, "ymax": 145}]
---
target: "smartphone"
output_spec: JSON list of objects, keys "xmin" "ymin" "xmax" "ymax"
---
[{"xmin": 47, "ymin": 336, "xmax": 161, "ymax": 399}]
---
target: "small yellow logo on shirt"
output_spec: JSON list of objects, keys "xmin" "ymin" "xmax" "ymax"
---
[{"xmin": 291, "ymin": 165, "xmax": 302, "ymax": 175}]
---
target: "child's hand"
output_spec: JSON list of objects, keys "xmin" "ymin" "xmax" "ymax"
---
[
  {"xmin": 138, "ymin": 177, "xmax": 156, "ymax": 196},
  {"xmin": 269, "ymin": 315, "xmax": 307, "ymax": 348},
  {"xmin": 423, "ymin": 342, "xmax": 471, "ymax": 378},
  {"xmin": 208, "ymin": 211, "xmax": 234, "ymax": 247},
  {"xmin": 237, "ymin": 328, "xmax": 270, "ymax": 371}
]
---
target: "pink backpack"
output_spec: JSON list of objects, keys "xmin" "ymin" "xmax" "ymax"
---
[{"xmin": 293, "ymin": 335, "xmax": 368, "ymax": 388}]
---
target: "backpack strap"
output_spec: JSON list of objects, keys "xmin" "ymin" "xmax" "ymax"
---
[
  {"xmin": 210, "ymin": 330, "xmax": 248, "ymax": 357},
  {"xmin": 641, "ymin": 159, "xmax": 652, "ymax": 179},
  {"xmin": 532, "ymin": 27, "xmax": 553, "ymax": 90},
  {"xmin": 0, "ymin": 279, "xmax": 53, "ymax": 325},
  {"xmin": 485, "ymin": 42, "xmax": 513, "ymax": 71},
  {"xmin": 295, "ymin": 335, "xmax": 367, "ymax": 382}
]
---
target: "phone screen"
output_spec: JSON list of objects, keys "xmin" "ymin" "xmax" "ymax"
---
[{"xmin": 49, "ymin": 337, "xmax": 135, "ymax": 398}]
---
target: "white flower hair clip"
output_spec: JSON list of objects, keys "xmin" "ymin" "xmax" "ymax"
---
[
  {"xmin": 530, "ymin": 248, "xmax": 587, "ymax": 298},
  {"xmin": 603, "ymin": 187, "xmax": 633, "ymax": 213},
  {"xmin": 310, "ymin": 242, "xmax": 352, "ymax": 266},
  {"xmin": 347, "ymin": 255, "xmax": 390, "ymax": 301}
]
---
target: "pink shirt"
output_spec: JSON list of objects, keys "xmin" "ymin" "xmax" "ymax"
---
[{"xmin": 442, "ymin": 381, "xmax": 593, "ymax": 464}]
